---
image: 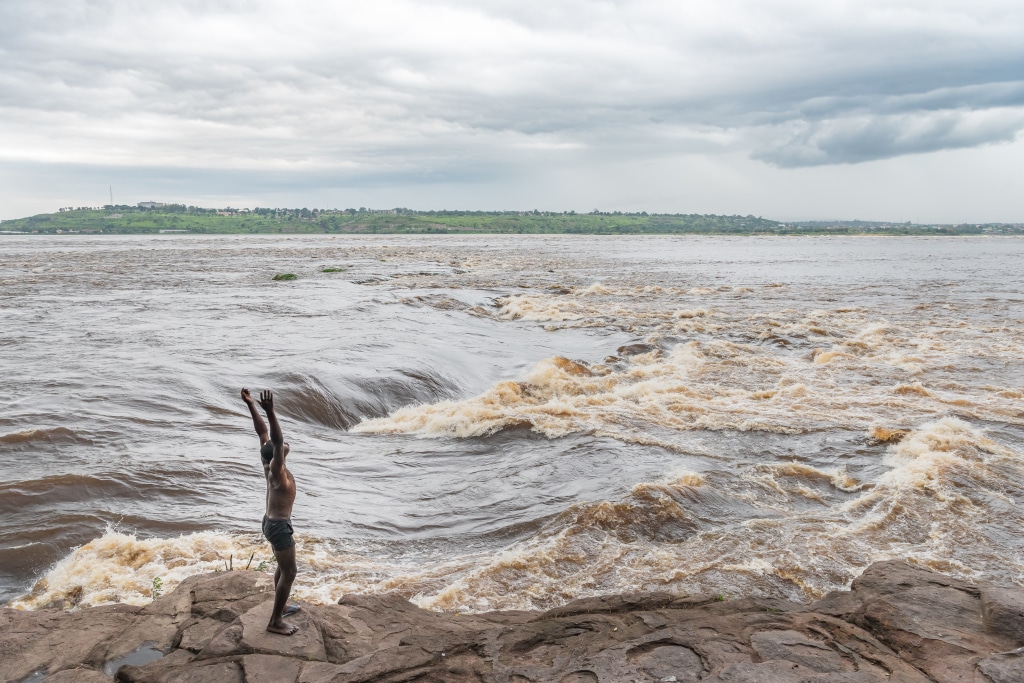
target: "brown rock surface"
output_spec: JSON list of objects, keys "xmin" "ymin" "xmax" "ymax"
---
[
  {"xmin": 233, "ymin": 601, "xmax": 326, "ymax": 661},
  {"xmin": 981, "ymin": 586, "xmax": 1024, "ymax": 643},
  {"xmin": 1, "ymin": 560, "xmax": 1022, "ymax": 683},
  {"xmin": 176, "ymin": 619, "xmax": 225, "ymax": 654},
  {"xmin": 0, "ymin": 604, "xmax": 139, "ymax": 681},
  {"xmin": 42, "ymin": 669, "xmax": 114, "ymax": 683}
]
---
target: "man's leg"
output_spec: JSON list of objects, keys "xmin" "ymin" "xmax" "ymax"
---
[{"xmin": 267, "ymin": 546, "xmax": 297, "ymax": 635}]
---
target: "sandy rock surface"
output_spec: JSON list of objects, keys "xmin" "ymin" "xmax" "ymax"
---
[{"xmin": 2, "ymin": 561, "xmax": 1022, "ymax": 683}]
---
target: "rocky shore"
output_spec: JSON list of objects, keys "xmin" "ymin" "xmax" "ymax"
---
[{"xmin": 2, "ymin": 560, "xmax": 1023, "ymax": 683}]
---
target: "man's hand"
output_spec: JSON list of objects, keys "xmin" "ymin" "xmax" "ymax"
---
[
  {"xmin": 241, "ymin": 388, "xmax": 255, "ymax": 405},
  {"xmin": 259, "ymin": 390, "xmax": 274, "ymax": 413}
]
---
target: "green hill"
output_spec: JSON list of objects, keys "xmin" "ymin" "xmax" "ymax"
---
[{"xmin": 1, "ymin": 205, "xmax": 1020, "ymax": 235}]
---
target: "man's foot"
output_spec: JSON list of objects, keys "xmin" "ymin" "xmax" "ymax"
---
[
  {"xmin": 284, "ymin": 604, "xmax": 300, "ymax": 616},
  {"xmin": 266, "ymin": 619, "xmax": 298, "ymax": 636}
]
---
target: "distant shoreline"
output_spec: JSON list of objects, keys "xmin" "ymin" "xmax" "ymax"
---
[{"xmin": 2, "ymin": 207, "xmax": 1022, "ymax": 236}]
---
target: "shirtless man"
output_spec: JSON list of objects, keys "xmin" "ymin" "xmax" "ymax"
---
[{"xmin": 241, "ymin": 388, "xmax": 299, "ymax": 636}]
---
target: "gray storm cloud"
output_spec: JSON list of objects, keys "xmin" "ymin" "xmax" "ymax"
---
[
  {"xmin": 1, "ymin": 0, "xmax": 1023, "ymax": 217},
  {"xmin": 753, "ymin": 83, "xmax": 1024, "ymax": 166}
]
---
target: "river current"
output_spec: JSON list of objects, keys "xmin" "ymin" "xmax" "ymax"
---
[{"xmin": 1, "ymin": 234, "xmax": 1023, "ymax": 612}]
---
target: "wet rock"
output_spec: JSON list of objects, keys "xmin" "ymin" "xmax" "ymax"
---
[
  {"xmin": 101, "ymin": 642, "xmax": 167, "ymax": 677},
  {"xmin": 43, "ymin": 668, "xmax": 114, "ymax": 682},
  {"xmin": 617, "ymin": 342, "xmax": 657, "ymax": 357},
  {"xmin": 90, "ymin": 616, "xmax": 178, "ymax": 666},
  {"xmin": 4, "ymin": 560, "xmax": 1024, "ymax": 683},
  {"xmin": 113, "ymin": 648, "xmax": 195, "ymax": 682},
  {"xmin": 869, "ymin": 426, "xmax": 909, "ymax": 444},
  {"xmin": 981, "ymin": 586, "xmax": 1024, "ymax": 643}
]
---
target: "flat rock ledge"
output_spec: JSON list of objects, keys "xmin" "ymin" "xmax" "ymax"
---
[{"xmin": 3, "ymin": 560, "xmax": 1024, "ymax": 683}]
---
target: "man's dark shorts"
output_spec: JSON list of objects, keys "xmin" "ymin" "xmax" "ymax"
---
[{"xmin": 262, "ymin": 516, "xmax": 295, "ymax": 551}]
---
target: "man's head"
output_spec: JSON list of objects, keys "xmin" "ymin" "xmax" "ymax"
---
[{"xmin": 260, "ymin": 441, "xmax": 290, "ymax": 464}]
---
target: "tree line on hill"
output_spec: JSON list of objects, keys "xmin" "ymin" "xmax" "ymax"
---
[{"xmin": 2, "ymin": 206, "xmax": 1021, "ymax": 236}]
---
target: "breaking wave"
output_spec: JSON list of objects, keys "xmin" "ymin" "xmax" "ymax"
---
[
  {"xmin": 15, "ymin": 420, "xmax": 1023, "ymax": 614},
  {"xmin": 355, "ymin": 332, "xmax": 1024, "ymax": 442}
]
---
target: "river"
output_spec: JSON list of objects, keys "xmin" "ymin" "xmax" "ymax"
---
[{"xmin": 2, "ymin": 234, "xmax": 1022, "ymax": 612}]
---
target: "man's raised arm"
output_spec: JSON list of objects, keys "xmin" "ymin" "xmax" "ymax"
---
[
  {"xmin": 242, "ymin": 388, "xmax": 269, "ymax": 443},
  {"xmin": 258, "ymin": 390, "xmax": 285, "ymax": 469}
]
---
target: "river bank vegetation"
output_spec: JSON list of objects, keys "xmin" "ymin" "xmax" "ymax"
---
[{"xmin": 3, "ymin": 205, "xmax": 1021, "ymax": 235}]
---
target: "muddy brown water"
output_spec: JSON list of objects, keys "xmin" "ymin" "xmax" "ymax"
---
[{"xmin": 2, "ymin": 234, "xmax": 1023, "ymax": 611}]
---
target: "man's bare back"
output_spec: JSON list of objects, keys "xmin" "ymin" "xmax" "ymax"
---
[{"xmin": 242, "ymin": 388, "xmax": 300, "ymax": 636}]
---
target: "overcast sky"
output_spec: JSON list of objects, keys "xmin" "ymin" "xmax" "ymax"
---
[{"xmin": 1, "ymin": 0, "xmax": 1022, "ymax": 221}]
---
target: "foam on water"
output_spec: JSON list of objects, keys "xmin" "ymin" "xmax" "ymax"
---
[
  {"xmin": 11, "ymin": 528, "xmax": 266, "ymax": 610},
  {"xmin": 405, "ymin": 419, "xmax": 1024, "ymax": 611},
  {"xmin": 373, "ymin": 273, "xmax": 1024, "ymax": 447},
  {"xmin": 5, "ymin": 235, "xmax": 1024, "ymax": 615},
  {"xmin": 15, "ymin": 420, "xmax": 1024, "ymax": 613},
  {"xmin": 355, "ymin": 321, "xmax": 1024, "ymax": 442}
]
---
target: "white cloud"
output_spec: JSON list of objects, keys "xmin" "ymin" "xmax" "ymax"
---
[{"xmin": 0, "ymin": 0, "xmax": 1022, "ymax": 218}]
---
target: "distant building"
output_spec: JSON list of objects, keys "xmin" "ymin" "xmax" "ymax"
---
[{"xmin": 138, "ymin": 201, "xmax": 167, "ymax": 209}]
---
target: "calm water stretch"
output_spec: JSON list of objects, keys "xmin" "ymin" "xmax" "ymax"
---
[{"xmin": 2, "ymin": 234, "xmax": 1023, "ymax": 612}]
